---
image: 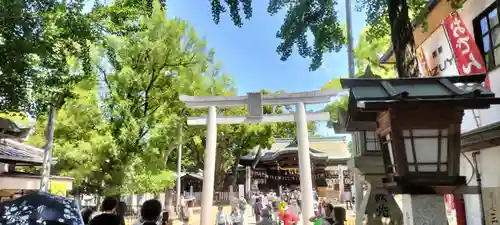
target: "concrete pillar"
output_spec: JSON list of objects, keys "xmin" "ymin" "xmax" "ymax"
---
[
  {"xmin": 229, "ymin": 185, "xmax": 234, "ymax": 200},
  {"xmin": 402, "ymin": 195, "xmax": 448, "ymax": 225},
  {"xmin": 339, "ymin": 167, "xmax": 345, "ymax": 202},
  {"xmin": 353, "ymin": 132, "xmax": 364, "ymax": 212},
  {"xmin": 295, "ymin": 102, "xmax": 314, "ymax": 223},
  {"xmin": 176, "ymin": 127, "xmax": 183, "ymax": 207},
  {"xmin": 189, "ymin": 185, "xmax": 194, "ymax": 197},
  {"xmin": 245, "ymin": 166, "xmax": 251, "ymax": 198},
  {"xmin": 200, "ymin": 106, "xmax": 217, "ymax": 223}
]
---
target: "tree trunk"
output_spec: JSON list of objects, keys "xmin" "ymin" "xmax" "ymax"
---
[
  {"xmin": 164, "ymin": 188, "xmax": 174, "ymax": 213},
  {"xmin": 230, "ymin": 154, "xmax": 241, "ymax": 188},
  {"xmin": 40, "ymin": 105, "xmax": 56, "ymax": 192},
  {"xmin": 214, "ymin": 146, "xmax": 225, "ymax": 192},
  {"xmin": 251, "ymin": 147, "xmax": 262, "ymax": 169},
  {"xmin": 387, "ymin": 0, "xmax": 420, "ymax": 78}
]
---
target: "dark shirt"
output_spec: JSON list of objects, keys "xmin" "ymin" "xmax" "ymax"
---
[{"xmin": 89, "ymin": 213, "xmax": 123, "ymax": 225}]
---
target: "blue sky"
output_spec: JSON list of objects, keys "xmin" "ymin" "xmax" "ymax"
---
[{"xmin": 166, "ymin": 1, "xmax": 366, "ymax": 137}]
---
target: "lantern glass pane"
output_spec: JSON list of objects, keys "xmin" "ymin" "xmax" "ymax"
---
[
  {"xmin": 404, "ymin": 139, "xmax": 415, "ymax": 163},
  {"xmin": 403, "ymin": 129, "xmax": 449, "ymax": 172},
  {"xmin": 418, "ymin": 165, "xmax": 439, "ymax": 172},
  {"xmin": 414, "ymin": 139, "xmax": 439, "ymax": 163},
  {"xmin": 440, "ymin": 137, "xmax": 448, "ymax": 163}
]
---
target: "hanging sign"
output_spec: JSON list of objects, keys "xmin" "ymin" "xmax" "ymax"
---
[
  {"xmin": 443, "ymin": 12, "xmax": 489, "ymax": 89},
  {"xmin": 50, "ymin": 182, "xmax": 67, "ymax": 197}
]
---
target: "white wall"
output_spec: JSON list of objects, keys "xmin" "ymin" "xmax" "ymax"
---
[
  {"xmin": 414, "ymin": 0, "xmax": 500, "ymax": 223},
  {"xmin": 460, "ymin": 146, "xmax": 500, "ymax": 225},
  {"xmin": 457, "ymin": 1, "xmax": 500, "ymax": 224},
  {"xmin": 416, "ymin": 0, "xmax": 500, "ymax": 132},
  {"xmin": 460, "ymin": 0, "xmax": 500, "ymax": 132}
]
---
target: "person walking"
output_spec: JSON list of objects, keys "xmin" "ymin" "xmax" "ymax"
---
[
  {"xmin": 344, "ymin": 191, "xmax": 353, "ymax": 210},
  {"xmin": 89, "ymin": 197, "xmax": 122, "ymax": 225},
  {"xmin": 215, "ymin": 205, "xmax": 229, "ymax": 225},
  {"xmin": 332, "ymin": 207, "xmax": 347, "ymax": 225},
  {"xmin": 238, "ymin": 196, "xmax": 247, "ymax": 223},
  {"xmin": 115, "ymin": 201, "xmax": 127, "ymax": 225},
  {"xmin": 230, "ymin": 207, "xmax": 242, "ymax": 225},
  {"xmin": 309, "ymin": 203, "xmax": 335, "ymax": 225},
  {"xmin": 257, "ymin": 209, "xmax": 277, "ymax": 225},
  {"xmin": 253, "ymin": 197, "xmax": 263, "ymax": 223}
]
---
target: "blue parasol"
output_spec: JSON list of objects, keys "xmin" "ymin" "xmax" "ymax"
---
[{"xmin": 0, "ymin": 191, "xmax": 84, "ymax": 225}]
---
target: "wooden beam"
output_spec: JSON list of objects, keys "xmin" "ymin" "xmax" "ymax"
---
[{"xmin": 187, "ymin": 112, "xmax": 330, "ymax": 125}]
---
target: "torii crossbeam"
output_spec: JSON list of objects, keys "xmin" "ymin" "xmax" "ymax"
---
[{"xmin": 179, "ymin": 89, "xmax": 343, "ymax": 224}]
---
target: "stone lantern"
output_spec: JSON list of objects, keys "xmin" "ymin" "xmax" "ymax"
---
[
  {"xmin": 341, "ymin": 67, "xmax": 403, "ymax": 225},
  {"xmin": 341, "ymin": 74, "xmax": 500, "ymax": 225}
]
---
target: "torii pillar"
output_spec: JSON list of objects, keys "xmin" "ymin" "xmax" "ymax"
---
[{"xmin": 180, "ymin": 90, "xmax": 342, "ymax": 224}]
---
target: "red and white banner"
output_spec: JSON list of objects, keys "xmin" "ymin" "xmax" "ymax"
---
[
  {"xmin": 445, "ymin": 194, "xmax": 455, "ymax": 211},
  {"xmin": 443, "ymin": 12, "xmax": 490, "ymax": 89}
]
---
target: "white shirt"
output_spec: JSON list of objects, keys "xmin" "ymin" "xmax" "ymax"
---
[
  {"xmin": 262, "ymin": 196, "xmax": 268, "ymax": 206},
  {"xmin": 251, "ymin": 195, "xmax": 257, "ymax": 205},
  {"xmin": 215, "ymin": 211, "xmax": 228, "ymax": 224},
  {"xmin": 230, "ymin": 212, "xmax": 242, "ymax": 223}
]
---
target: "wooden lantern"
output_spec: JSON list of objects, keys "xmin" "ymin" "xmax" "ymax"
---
[
  {"xmin": 341, "ymin": 74, "xmax": 500, "ymax": 193},
  {"xmin": 376, "ymin": 107, "xmax": 463, "ymax": 187}
]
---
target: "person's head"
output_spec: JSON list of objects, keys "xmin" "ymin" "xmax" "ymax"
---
[
  {"xmin": 100, "ymin": 197, "xmax": 119, "ymax": 212},
  {"xmin": 115, "ymin": 201, "xmax": 127, "ymax": 217},
  {"xmin": 162, "ymin": 211, "xmax": 169, "ymax": 222},
  {"xmin": 323, "ymin": 203, "xmax": 334, "ymax": 217},
  {"xmin": 231, "ymin": 207, "xmax": 238, "ymax": 212},
  {"xmin": 218, "ymin": 205, "xmax": 224, "ymax": 211},
  {"xmin": 141, "ymin": 199, "xmax": 162, "ymax": 222},
  {"xmin": 256, "ymin": 197, "xmax": 261, "ymax": 203},
  {"xmin": 262, "ymin": 208, "xmax": 271, "ymax": 218},
  {"xmin": 333, "ymin": 206, "xmax": 346, "ymax": 221}
]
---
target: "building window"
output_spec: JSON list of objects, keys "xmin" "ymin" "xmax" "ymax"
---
[
  {"xmin": 365, "ymin": 131, "xmax": 380, "ymax": 152},
  {"xmin": 474, "ymin": 4, "xmax": 500, "ymax": 69}
]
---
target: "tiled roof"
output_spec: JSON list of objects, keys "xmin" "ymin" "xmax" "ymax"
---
[
  {"xmin": 342, "ymin": 74, "xmax": 498, "ymax": 110},
  {"xmin": 0, "ymin": 139, "xmax": 44, "ymax": 164},
  {"xmin": 0, "ymin": 118, "xmax": 32, "ymax": 139}
]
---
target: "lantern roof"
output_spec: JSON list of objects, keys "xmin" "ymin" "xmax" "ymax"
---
[{"xmin": 341, "ymin": 74, "xmax": 500, "ymax": 128}]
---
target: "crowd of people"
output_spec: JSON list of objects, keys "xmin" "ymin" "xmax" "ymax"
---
[
  {"xmin": 215, "ymin": 189, "xmax": 347, "ymax": 225},
  {"xmin": 80, "ymin": 190, "xmax": 347, "ymax": 225},
  {"xmin": 80, "ymin": 197, "xmax": 171, "ymax": 225}
]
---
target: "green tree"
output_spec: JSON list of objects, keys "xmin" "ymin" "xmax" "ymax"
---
[
  {"xmin": 0, "ymin": 0, "xmax": 94, "ymax": 113},
  {"xmin": 96, "ymin": 1, "xmax": 232, "ymax": 194},
  {"xmin": 321, "ymin": 25, "xmax": 395, "ymax": 129},
  {"xmin": 1, "ymin": 0, "xmax": 95, "ymax": 191},
  {"xmin": 27, "ymin": 78, "xmax": 117, "ymax": 195}
]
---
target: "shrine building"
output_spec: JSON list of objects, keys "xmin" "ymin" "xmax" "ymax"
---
[{"xmin": 237, "ymin": 136, "xmax": 352, "ymax": 199}]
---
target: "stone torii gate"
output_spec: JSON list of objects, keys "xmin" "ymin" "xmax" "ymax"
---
[{"xmin": 180, "ymin": 90, "xmax": 342, "ymax": 223}]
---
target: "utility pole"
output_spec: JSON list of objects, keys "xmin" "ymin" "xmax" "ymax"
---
[
  {"xmin": 346, "ymin": 0, "xmax": 355, "ymax": 78},
  {"xmin": 345, "ymin": 0, "xmax": 363, "ymax": 213}
]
